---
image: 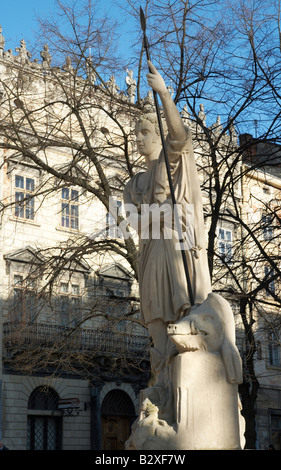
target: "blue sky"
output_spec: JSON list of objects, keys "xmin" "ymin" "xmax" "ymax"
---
[
  {"xmin": 0, "ymin": 0, "xmax": 266, "ymax": 135},
  {"xmin": 0, "ymin": 0, "xmax": 132, "ymax": 57},
  {"xmin": 0, "ymin": 1, "xmax": 56, "ymax": 51}
]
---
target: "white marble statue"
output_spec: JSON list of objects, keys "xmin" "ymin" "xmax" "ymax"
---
[
  {"xmin": 124, "ymin": 62, "xmax": 212, "ymax": 386},
  {"xmin": 124, "ymin": 62, "xmax": 244, "ymax": 450}
]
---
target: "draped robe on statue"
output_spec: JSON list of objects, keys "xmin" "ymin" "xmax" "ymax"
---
[{"xmin": 123, "ymin": 127, "xmax": 212, "ymax": 327}]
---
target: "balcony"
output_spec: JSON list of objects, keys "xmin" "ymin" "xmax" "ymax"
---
[{"xmin": 3, "ymin": 321, "xmax": 151, "ymax": 360}]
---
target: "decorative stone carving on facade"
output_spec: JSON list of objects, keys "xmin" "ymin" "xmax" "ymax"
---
[
  {"xmin": 212, "ymin": 115, "xmax": 223, "ymax": 136},
  {"xmin": 125, "ymin": 69, "xmax": 136, "ymax": 103},
  {"xmin": 15, "ymin": 39, "xmax": 32, "ymax": 65},
  {"xmin": 106, "ymin": 75, "xmax": 120, "ymax": 95},
  {"xmin": 3, "ymin": 49, "xmax": 14, "ymax": 61},
  {"xmin": 167, "ymin": 81, "xmax": 174, "ymax": 99},
  {"xmin": 229, "ymin": 116, "xmax": 238, "ymax": 144},
  {"xmin": 181, "ymin": 104, "xmax": 190, "ymax": 122},
  {"xmin": 41, "ymin": 44, "xmax": 52, "ymax": 69},
  {"xmin": 142, "ymin": 90, "xmax": 155, "ymax": 112},
  {"xmin": 198, "ymin": 103, "xmax": 206, "ymax": 127},
  {"xmin": 0, "ymin": 26, "xmax": 239, "ymax": 150},
  {"xmin": 86, "ymin": 58, "xmax": 97, "ymax": 84},
  {"xmin": 62, "ymin": 56, "xmax": 74, "ymax": 75}
]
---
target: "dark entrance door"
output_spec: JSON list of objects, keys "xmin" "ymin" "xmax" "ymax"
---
[
  {"xmin": 101, "ymin": 415, "xmax": 131, "ymax": 450},
  {"xmin": 101, "ymin": 389, "xmax": 136, "ymax": 450}
]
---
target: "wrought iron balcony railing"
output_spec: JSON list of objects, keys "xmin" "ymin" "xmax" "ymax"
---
[{"xmin": 3, "ymin": 321, "xmax": 151, "ymax": 359}]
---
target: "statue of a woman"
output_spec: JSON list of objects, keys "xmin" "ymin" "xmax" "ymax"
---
[{"xmin": 123, "ymin": 62, "xmax": 212, "ymax": 388}]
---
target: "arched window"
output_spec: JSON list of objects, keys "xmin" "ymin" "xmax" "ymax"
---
[
  {"xmin": 27, "ymin": 386, "xmax": 62, "ymax": 450},
  {"xmin": 101, "ymin": 389, "xmax": 135, "ymax": 416}
]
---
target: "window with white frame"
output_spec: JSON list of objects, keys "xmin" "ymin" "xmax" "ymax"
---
[
  {"xmin": 15, "ymin": 174, "xmax": 35, "ymax": 220},
  {"xmin": 61, "ymin": 188, "xmax": 79, "ymax": 230},
  {"xmin": 218, "ymin": 227, "xmax": 233, "ymax": 263},
  {"xmin": 59, "ymin": 281, "xmax": 81, "ymax": 327}
]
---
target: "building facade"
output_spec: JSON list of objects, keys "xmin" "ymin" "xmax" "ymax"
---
[
  {"xmin": 0, "ymin": 30, "xmax": 280, "ymax": 450},
  {"xmin": 240, "ymin": 138, "xmax": 281, "ymax": 450},
  {"xmin": 0, "ymin": 33, "xmax": 150, "ymax": 450}
]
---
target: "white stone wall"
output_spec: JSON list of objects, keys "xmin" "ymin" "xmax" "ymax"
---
[{"xmin": 2, "ymin": 374, "xmax": 92, "ymax": 450}]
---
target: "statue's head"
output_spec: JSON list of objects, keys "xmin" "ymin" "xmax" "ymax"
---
[
  {"xmin": 136, "ymin": 113, "xmax": 167, "ymax": 136},
  {"xmin": 135, "ymin": 113, "xmax": 167, "ymax": 162}
]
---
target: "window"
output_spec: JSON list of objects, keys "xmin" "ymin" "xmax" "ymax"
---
[
  {"xmin": 262, "ymin": 214, "xmax": 274, "ymax": 241},
  {"xmin": 27, "ymin": 387, "xmax": 62, "ymax": 450},
  {"xmin": 218, "ymin": 228, "xmax": 232, "ymax": 263},
  {"xmin": 264, "ymin": 266, "xmax": 276, "ymax": 296},
  {"xmin": 268, "ymin": 331, "xmax": 280, "ymax": 366},
  {"xmin": 263, "ymin": 186, "xmax": 271, "ymax": 195},
  {"xmin": 106, "ymin": 200, "xmax": 122, "ymax": 238},
  {"xmin": 269, "ymin": 411, "xmax": 281, "ymax": 450},
  {"xmin": 11, "ymin": 274, "xmax": 37, "ymax": 322},
  {"xmin": 61, "ymin": 188, "xmax": 79, "ymax": 230},
  {"xmin": 59, "ymin": 282, "xmax": 81, "ymax": 327},
  {"xmin": 15, "ymin": 175, "xmax": 35, "ymax": 220}
]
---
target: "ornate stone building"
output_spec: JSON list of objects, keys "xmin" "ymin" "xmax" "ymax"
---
[{"xmin": 0, "ymin": 27, "xmax": 280, "ymax": 450}]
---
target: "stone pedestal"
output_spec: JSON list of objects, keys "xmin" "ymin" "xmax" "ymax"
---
[
  {"xmin": 126, "ymin": 293, "xmax": 245, "ymax": 451},
  {"xmin": 173, "ymin": 352, "xmax": 242, "ymax": 450}
]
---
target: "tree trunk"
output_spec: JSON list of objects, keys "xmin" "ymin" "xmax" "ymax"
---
[{"xmin": 239, "ymin": 380, "xmax": 259, "ymax": 449}]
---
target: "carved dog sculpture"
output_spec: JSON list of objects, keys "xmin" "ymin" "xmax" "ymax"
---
[
  {"xmin": 167, "ymin": 292, "xmax": 245, "ymax": 449},
  {"xmin": 168, "ymin": 292, "xmax": 242, "ymax": 384}
]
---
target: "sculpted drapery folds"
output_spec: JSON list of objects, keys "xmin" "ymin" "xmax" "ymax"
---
[{"xmin": 123, "ymin": 62, "xmax": 212, "ymax": 384}]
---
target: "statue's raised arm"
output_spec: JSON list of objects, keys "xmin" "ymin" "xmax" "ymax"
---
[{"xmin": 146, "ymin": 61, "xmax": 186, "ymax": 143}]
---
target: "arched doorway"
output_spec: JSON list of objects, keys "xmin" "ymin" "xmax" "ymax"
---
[
  {"xmin": 27, "ymin": 386, "xmax": 62, "ymax": 450},
  {"xmin": 101, "ymin": 389, "xmax": 136, "ymax": 450}
]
